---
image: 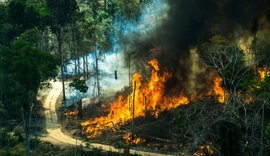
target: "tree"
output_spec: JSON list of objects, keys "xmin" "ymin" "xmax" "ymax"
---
[
  {"xmin": 202, "ymin": 36, "xmax": 254, "ymax": 102},
  {"xmin": 47, "ymin": 0, "xmax": 78, "ymax": 101},
  {"xmin": 69, "ymin": 77, "xmax": 88, "ymax": 93},
  {"xmin": 117, "ymin": 0, "xmax": 141, "ymax": 20},
  {"xmin": 0, "ymin": 39, "xmax": 59, "ymax": 156},
  {"xmin": 78, "ymin": 0, "xmax": 113, "ymax": 97},
  {"xmin": 5, "ymin": 0, "xmax": 52, "ymax": 44}
]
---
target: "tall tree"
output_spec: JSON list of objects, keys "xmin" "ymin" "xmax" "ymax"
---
[
  {"xmin": 0, "ymin": 39, "xmax": 59, "ymax": 156},
  {"xmin": 47, "ymin": 0, "xmax": 78, "ymax": 101},
  {"xmin": 87, "ymin": 0, "xmax": 113, "ymax": 97}
]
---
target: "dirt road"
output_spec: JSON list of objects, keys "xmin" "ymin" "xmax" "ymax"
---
[{"xmin": 41, "ymin": 81, "xmax": 175, "ymax": 156}]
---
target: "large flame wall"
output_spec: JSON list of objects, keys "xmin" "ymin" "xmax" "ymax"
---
[{"xmin": 81, "ymin": 59, "xmax": 189, "ymax": 138}]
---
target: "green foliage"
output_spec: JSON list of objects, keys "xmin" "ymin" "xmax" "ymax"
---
[
  {"xmin": 46, "ymin": 0, "xmax": 78, "ymax": 28},
  {"xmin": 243, "ymin": 76, "xmax": 270, "ymax": 98},
  {"xmin": 2, "ymin": 39, "xmax": 59, "ymax": 90},
  {"xmin": 0, "ymin": 0, "xmax": 53, "ymax": 45},
  {"xmin": 117, "ymin": 0, "xmax": 141, "ymax": 20},
  {"xmin": 0, "ymin": 39, "xmax": 59, "ymax": 117},
  {"xmin": 7, "ymin": 0, "xmax": 52, "ymax": 35},
  {"xmin": 69, "ymin": 77, "xmax": 88, "ymax": 93},
  {"xmin": 0, "ymin": 128, "xmax": 20, "ymax": 148},
  {"xmin": 19, "ymin": 28, "xmax": 42, "ymax": 48}
]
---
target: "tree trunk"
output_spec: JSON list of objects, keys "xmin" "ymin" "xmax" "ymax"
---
[
  {"xmin": 104, "ymin": 0, "xmax": 107, "ymax": 11},
  {"xmin": 95, "ymin": 50, "xmax": 100, "ymax": 97},
  {"xmin": 22, "ymin": 91, "xmax": 34, "ymax": 156},
  {"xmin": 77, "ymin": 56, "xmax": 80, "ymax": 75},
  {"xmin": 86, "ymin": 55, "xmax": 89, "ymax": 79},
  {"xmin": 56, "ymin": 28, "xmax": 66, "ymax": 101},
  {"xmin": 94, "ymin": 31, "xmax": 100, "ymax": 97},
  {"xmin": 25, "ymin": 125, "xmax": 30, "ymax": 156},
  {"xmin": 132, "ymin": 81, "xmax": 136, "ymax": 138},
  {"xmin": 77, "ymin": 99, "xmax": 83, "ymax": 119},
  {"xmin": 83, "ymin": 54, "xmax": 86, "ymax": 80},
  {"xmin": 74, "ymin": 58, "xmax": 77, "ymax": 75},
  {"xmin": 43, "ymin": 28, "xmax": 49, "ymax": 52}
]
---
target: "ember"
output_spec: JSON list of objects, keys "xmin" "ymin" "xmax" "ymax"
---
[
  {"xmin": 65, "ymin": 111, "xmax": 77, "ymax": 118},
  {"xmin": 123, "ymin": 132, "xmax": 145, "ymax": 145}
]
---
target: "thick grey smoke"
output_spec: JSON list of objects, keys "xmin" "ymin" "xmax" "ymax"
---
[{"xmin": 124, "ymin": 0, "xmax": 270, "ymax": 94}]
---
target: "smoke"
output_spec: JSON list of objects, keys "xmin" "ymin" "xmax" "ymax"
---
[
  {"xmin": 122, "ymin": 0, "xmax": 270, "ymax": 95},
  {"xmin": 64, "ymin": 0, "xmax": 169, "ymax": 104},
  {"xmin": 65, "ymin": 0, "xmax": 270, "ymax": 102}
]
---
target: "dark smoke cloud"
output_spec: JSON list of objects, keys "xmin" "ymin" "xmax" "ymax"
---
[{"xmin": 125, "ymin": 0, "xmax": 270, "ymax": 93}]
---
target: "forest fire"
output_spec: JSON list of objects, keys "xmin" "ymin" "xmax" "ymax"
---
[{"xmin": 81, "ymin": 59, "xmax": 189, "ymax": 138}]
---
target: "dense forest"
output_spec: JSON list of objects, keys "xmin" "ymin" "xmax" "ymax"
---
[{"xmin": 1, "ymin": 0, "xmax": 270, "ymax": 156}]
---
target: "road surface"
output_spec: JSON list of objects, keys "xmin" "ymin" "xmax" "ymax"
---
[{"xmin": 41, "ymin": 81, "xmax": 176, "ymax": 156}]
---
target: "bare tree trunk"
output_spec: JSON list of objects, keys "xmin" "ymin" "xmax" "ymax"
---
[
  {"xmin": 74, "ymin": 58, "xmax": 77, "ymax": 75},
  {"xmin": 22, "ymin": 91, "xmax": 34, "ymax": 156},
  {"xmin": 77, "ymin": 57, "xmax": 80, "ymax": 75},
  {"xmin": 43, "ymin": 28, "xmax": 50, "ymax": 52},
  {"xmin": 56, "ymin": 28, "xmax": 66, "ymax": 101},
  {"xmin": 132, "ymin": 81, "xmax": 136, "ymax": 138},
  {"xmin": 86, "ymin": 55, "xmax": 89, "ymax": 79},
  {"xmin": 83, "ymin": 54, "xmax": 86, "ymax": 80},
  {"xmin": 95, "ymin": 50, "xmax": 100, "ymax": 97},
  {"xmin": 22, "ymin": 107, "xmax": 30, "ymax": 156},
  {"xmin": 94, "ymin": 31, "xmax": 100, "ymax": 97}
]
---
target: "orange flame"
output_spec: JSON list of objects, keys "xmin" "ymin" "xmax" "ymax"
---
[
  {"xmin": 65, "ymin": 111, "xmax": 77, "ymax": 118},
  {"xmin": 209, "ymin": 76, "xmax": 225, "ymax": 103},
  {"xmin": 258, "ymin": 67, "xmax": 270, "ymax": 81},
  {"xmin": 81, "ymin": 59, "xmax": 189, "ymax": 138},
  {"xmin": 123, "ymin": 132, "xmax": 145, "ymax": 145}
]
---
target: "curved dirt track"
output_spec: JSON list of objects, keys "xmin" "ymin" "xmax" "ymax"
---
[{"xmin": 41, "ymin": 81, "xmax": 176, "ymax": 156}]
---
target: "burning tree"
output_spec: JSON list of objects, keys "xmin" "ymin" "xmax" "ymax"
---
[{"xmin": 202, "ymin": 36, "xmax": 254, "ymax": 103}]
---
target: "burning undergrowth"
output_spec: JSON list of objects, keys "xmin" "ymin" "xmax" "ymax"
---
[
  {"xmin": 81, "ymin": 59, "xmax": 190, "ymax": 139},
  {"xmin": 77, "ymin": 0, "xmax": 270, "ymax": 153},
  {"xmin": 80, "ymin": 58, "xmax": 225, "ymax": 145},
  {"xmin": 78, "ymin": 60, "xmax": 270, "ymax": 155}
]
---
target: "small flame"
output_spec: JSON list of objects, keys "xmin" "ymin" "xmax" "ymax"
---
[
  {"xmin": 81, "ymin": 59, "xmax": 189, "ymax": 138},
  {"xmin": 209, "ymin": 76, "xmax": 225, "ymax": 103},
  {"xmin": 123, "ymin": 132, "xmax": 145, "ymax": 145},
  {"xmin": 258, "ymin": 67, "xmax": 270, "ymax": 80},
  {"xmin": 194, "ymin": 144, "xmax": 214, "ymax": 156},
  {"xmin": 65, "ymin": 111, "xmax": 77, "ymax": 118}
]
